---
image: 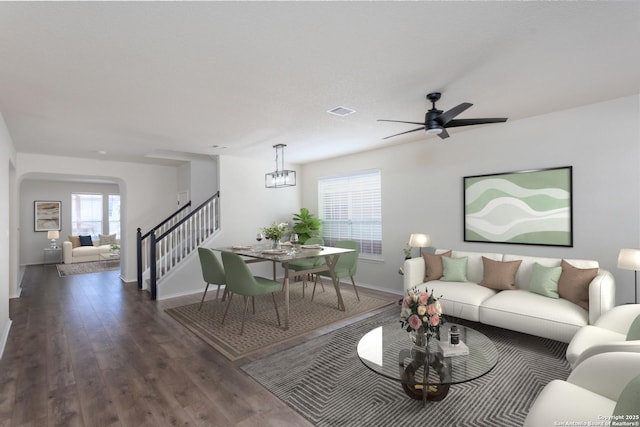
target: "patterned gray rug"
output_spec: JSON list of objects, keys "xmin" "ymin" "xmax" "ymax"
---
[
  {"xmin": 56, "ymin": 260, "xmax": 120, "ymax": 276},
  {"xmin": 166, "ymin": 284, "xmax": 396, "ymax": 361},
  {"xmin": 241, "ymin": 306, "xmax": 570, "ymax": 426}
]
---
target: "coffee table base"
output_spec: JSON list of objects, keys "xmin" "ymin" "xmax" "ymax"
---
[{"xmin": 400, "ymin": 349, "xmax": 451, "ymax": 402}]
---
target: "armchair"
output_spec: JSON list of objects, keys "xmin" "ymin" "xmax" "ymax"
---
[
  {"xmin": 524, "ymin": 352, "xmax": 640, "ymax": 426},
  {"xmin": 566, "ymin": 304, "xmax": 640, "ymax": 369}
]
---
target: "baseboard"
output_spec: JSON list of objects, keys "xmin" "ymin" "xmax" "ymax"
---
[{"xmin": 0, "ymin": 319, "xmax": 12, "ymax": 360}]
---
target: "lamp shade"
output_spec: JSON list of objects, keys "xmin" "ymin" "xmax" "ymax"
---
[
  {"xmin": 409, "ymin": 233, "xmax": 431, "ymax": 248},
  {"xmin": 47, "ymin": 230, "xmax": 60, "ymax": 239},
  {"xmin": 617, "ymin": 248, "xmax": 640, "ymax": 271}
]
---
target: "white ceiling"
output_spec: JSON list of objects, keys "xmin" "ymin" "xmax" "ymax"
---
[{"xmin": 0, "ymin": 1, "xmax": 638, "ymax": 166}]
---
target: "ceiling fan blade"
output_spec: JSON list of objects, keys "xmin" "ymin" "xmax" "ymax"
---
[
  {"xmin": 438, "ymin": 129, "xmax": 450, "ymax": 139},
  {"xmin": 377, "ymin": 119, "xmax": 425, "ymax": 126},
  {"xmin": 444, "ymin": 118, "xmax": 508, "ymax": 128},
  {"xmin": 382, "ymin": 127, "xmax": 425, "ymax": 140},
  {"xmin": 437, "ymin": 102, "xmax": 473, "ymax": 125}
]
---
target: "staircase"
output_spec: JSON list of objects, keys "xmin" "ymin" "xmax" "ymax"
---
[{"xmin": 137, "ymin": 191, "xmax": 220, "ymax": 299}]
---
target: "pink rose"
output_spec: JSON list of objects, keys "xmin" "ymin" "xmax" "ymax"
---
[
  {"xmin": 430, "ymin": 314, "xmax": 440, "ymax": 326},
  {"xmin": 427, "ymin": 303, "xmax": 437, "ymax": 316},
  {"xmin": 418, "ymin": 292, "xmax": 428, "ymax": 305},
  {"xmin": 402, "ymin": 296, "xmax": 410, "ymax": 308},
  {"xmin": 408, "ymin": 314, "xmax": 422, "ymax": 330}
]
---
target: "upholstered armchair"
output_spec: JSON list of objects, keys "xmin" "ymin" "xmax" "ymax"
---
[
  {"xmin": 566, "ymin": 304, "xmax": 640, "ymax": 369},
  {"xmin": 525, "ymin": 352, "xmax": 640, "ymax": 426}
]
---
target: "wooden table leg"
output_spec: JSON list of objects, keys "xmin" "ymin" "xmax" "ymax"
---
[
  {"xmin": 283, "ymin": 263, "xmax": 290, "ymax": 329},
  {"xmin": 324, "ymin": 255, "xmax": 346, "ymax": 311}
]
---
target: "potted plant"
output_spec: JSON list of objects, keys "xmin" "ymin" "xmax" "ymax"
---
[{"xmin": 292, "ymin": 208, "xmax": 321, "ymax": 244}]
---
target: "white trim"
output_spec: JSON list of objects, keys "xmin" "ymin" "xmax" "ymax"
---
[{"xmin": 0, "ymin": 319, "xmax": 12, "ymax": 360}]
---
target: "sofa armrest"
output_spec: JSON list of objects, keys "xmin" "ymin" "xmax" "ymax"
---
[
  {"xmin": 62, "ymin": 241, "xmax": 73, "ymax": 264},
  {"xmin": 588, "ymin": 269, "xmax": 616, "ymax": 324},
  {"xmin": 568, "ymin": 352, "xmax": 640, "ymax": 401},
  {"xmin": 403, "ymin": 257, "xmax": 425, "ymax": 292}
]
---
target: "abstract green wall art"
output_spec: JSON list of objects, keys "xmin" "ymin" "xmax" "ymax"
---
[{"xmin": 464, "ymin": 166, "xmax": 573, "ymax": 247}]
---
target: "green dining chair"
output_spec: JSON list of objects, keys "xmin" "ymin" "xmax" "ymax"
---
[
  {"xmin": 283, "ymin": 237, "xmax": 326, "ymax": 297},
  {"xmin": 313, "ymin": 240, "xmax": 360, "ymax": 301},
  {"xmin": 221, "ymin": 251, "xmax": 281, "ymax": 335},
  {"xmin": 197, "ymin": 247, "xmax": 226, "ymax": 310}
]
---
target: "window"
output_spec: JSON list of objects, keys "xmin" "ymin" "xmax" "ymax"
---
[
  {"xmin": 318, "ymin": 169, "xmax": 382, "ymax": 258},
  {"xmin": 71, "ymin": 193, "xmax": 121, "ymax": 239},
  {"xmin": 71, "ymin": 194, "xmax": 103, "ymax": 239}
]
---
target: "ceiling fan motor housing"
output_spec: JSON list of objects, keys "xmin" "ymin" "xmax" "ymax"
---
[{"xmin": 425, "ymin": 110, "xmax": 443, "ymax": 132}]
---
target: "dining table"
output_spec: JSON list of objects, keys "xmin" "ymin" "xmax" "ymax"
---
[{"xmin": 212, "ymin": 244, "xmax": 355, "ymax": 330}]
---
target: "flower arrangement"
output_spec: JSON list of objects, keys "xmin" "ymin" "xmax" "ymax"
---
[
  {"xmin": 400, "ymin": 287, "xmax": 443, "ymax": 341},
  {"xmin": 110, "ymin": 243, "xmax": 120, "ymax": 252},
  {"xmin": 262, "ymin": 222, "xmax": 289, "ymax": 241}
]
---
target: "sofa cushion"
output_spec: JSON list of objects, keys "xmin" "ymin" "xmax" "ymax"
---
[
  {"xmin": 68, "ymin": 235, "xmax": 80, "ymax": 248},
  {"xmin": 79, "ymin": 235, "xmax": 93, "ymax": 246},
  {"xmin": 559, "ymin": 260, "xmax": 598, "ymax": 310},
  {"xmin": 480, "ymin": 289, "xmax": 588, "ymax": 342},
  {"xmin": 442, "ymin": 256, "xmax": 468, "ymax": 282},
  {"xmin": 415, "ymin": 280, "xmax": 496, "ymax": 322},
  {"xmin": 450, "ymin": 250, "xmax": 502, "ymax": 284},
  {"xmin": 479, "ymin": 256, "xmax": 522, "ymax": 290},
  {"xmin": 529, "ymin": 262, "xmax": 562, "ymax": 298},
  {"xmin": 99, "ymin": 233, "xmax": 117, "ymax": 246},
  {"xmin": 423, "ymin": 250, "xmax": 452, "ymax": 282}
]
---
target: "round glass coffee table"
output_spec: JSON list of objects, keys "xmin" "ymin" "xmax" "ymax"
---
[{"xmin": 357, "ymin": 323, "xmax": 498, "ymax": 404}]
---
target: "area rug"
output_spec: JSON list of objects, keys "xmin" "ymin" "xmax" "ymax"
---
[
  {"xmin": 241, "ymin": 306, "xmax": 570, "ymax": 427},
  {"xmin": 56, "ymin": 260, "xmax": 120, "ymax": 277},
  {"xmin": 166, "ymin": 284, "xmax": 396, "ymax": 361}
]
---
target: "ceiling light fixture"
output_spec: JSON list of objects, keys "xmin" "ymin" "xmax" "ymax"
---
[
  {"xmin": 265, "ymin": 144, "xmax": 296, "ymax": 188},
  {"xmin": 327, "ymin": 106, "xmax": 356, "ymax": 117}
]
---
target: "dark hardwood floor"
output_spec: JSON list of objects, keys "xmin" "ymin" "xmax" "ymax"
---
[{"xmin": 0, "ymin": 264, "xmax": 325, "ymax": 427}]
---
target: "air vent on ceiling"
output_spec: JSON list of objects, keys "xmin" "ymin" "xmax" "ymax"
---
[{"xmin": 327, "ymin": 106, "xmax": 356, "ymax": 117}]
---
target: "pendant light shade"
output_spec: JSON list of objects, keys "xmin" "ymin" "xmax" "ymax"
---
[{"xmin": 265, "ymin": 144, "xmax": 296, "ymax": 188}]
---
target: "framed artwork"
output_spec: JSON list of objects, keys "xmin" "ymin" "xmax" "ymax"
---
[
  {"xmin": 463, "ymin": 166, "xmax": 573, "ymax": 247},
  {"xmin": 34, "ymin": 201, "xmax": 61, "ymax": 232}
]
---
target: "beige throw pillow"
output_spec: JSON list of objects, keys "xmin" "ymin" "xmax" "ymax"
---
[
  {"xmin": 479, "ymin": 256, "xmax": 522, "ymax": 290},
  {"xmin": 422, "ymin": 251, "xmax": 452, "ymax": 282},
  {"xmin": 68, "ymin": 235, "xmax": 80, "ymax": 248},
  {"xmin": 558, "ymin": 259, "xmax": 597, "ymax": 310},
  {"xmin": 99, "ymin": 233, "xmax": 117, "ymax": 246}
]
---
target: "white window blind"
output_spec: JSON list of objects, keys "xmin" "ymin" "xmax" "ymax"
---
[
  {"xmin": 71, "ymin": 193, "xmax": 103, "ymax": 239},
  {"xmin": 318, "ymin": 169, "xmax": 382, "ymax": 258}
]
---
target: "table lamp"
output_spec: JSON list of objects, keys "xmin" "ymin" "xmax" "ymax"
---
[
  {"xmin": 617, "ymin": 248, "xmax": 640, "ymax": 304},
  {"xmin": 47, "ymin": 230, "xmax": 60, "ymax": 249},
  {"xmin": 409, "ymin": 233, "xmax": 431, "ymax": 257}
]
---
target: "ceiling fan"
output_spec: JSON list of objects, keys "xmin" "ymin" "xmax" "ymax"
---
[{"xmin": 378, "ymin": 92, "xmax": 508, "ymax": 140}]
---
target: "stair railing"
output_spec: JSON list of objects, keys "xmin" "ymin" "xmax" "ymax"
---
[{"xmin": 137, "ymin": 191, "xmax": 220, "ymax": 299}]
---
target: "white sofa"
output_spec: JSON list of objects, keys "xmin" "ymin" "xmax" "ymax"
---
[
  {"xmin": 63, "ymin": 239, "xmax": 118, "ymax": 264},
  {"xmin": 403, "ymin": 249, "xmax": 615, "ymax": 343}
]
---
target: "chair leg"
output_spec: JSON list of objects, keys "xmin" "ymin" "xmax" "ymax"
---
[
  {"xmin": 272, "ymin": 293, "xmax": 281, "ymax": 327},
  {"xmin": 252, "ymin": 296, "xmax": 256, "ymax": 314},
  {"xmin": 221, "ymin": 293, "xmax": 234, "ymax": 324},
  {"xmin": 351, "ymin": 276, "xmax": 360, "ymax": 301},
  {"xmin": 198, "ymin": 283, "xmax": 210, "ymax": 310},
  {"xmin": 240, "ymin": 296, "xmax": 250, "ymax": 335},
  {"xmin": 312, "ymin": 275, "xmax": 321, "ymax": 301},
  {"xmin": 215, "ymin": 284, "xmax": 221, "ymax": 300}
]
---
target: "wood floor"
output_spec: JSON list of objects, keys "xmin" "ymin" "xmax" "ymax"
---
[{"xmin": 0, "ymin": 265, "xmax": 344, "ymax": 427}]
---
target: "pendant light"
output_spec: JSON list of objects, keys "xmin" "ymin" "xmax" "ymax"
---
[{"xmin": 265, "ymin": 144, "xmax": 296, "ymax": 188}]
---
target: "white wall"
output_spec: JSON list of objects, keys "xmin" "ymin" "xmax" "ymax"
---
[
  {"xmin": 158, "ymin": 154, "xmax": 300, "ymax": 299},
  {"xmin": 16, "ymin": 153, "xmax": 179, "ymax": 283},
  {"xmin": 0, "ymin": 113, "xmax": 16, "ymax": 357},
  {"xmin": 301, "ymin": 95, "xmax": 640, "ymax": 304},
  {"xmin": 19, "ymin": 179, "xmax": 120, "ymax": 265}
]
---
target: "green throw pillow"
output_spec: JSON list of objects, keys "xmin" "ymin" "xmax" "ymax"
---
[
  {"xmin": 627, "ymin": 314, "xmax": 640, "ymax": 341},
  {"xmin": 612, "ymin": 373, "xmax": 640, "ymax": 418},
  {"xmin": 442, "ymin": 256, "xmax": 468, "ymax": 282},
  {"xmin": 529, "ymin": 263, "xmax": 562, "ymax": 299}
]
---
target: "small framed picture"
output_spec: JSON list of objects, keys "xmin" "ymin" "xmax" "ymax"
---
[{"xmin": 34, "ymin": 200, "xmax": 61, "ymax": 232}]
